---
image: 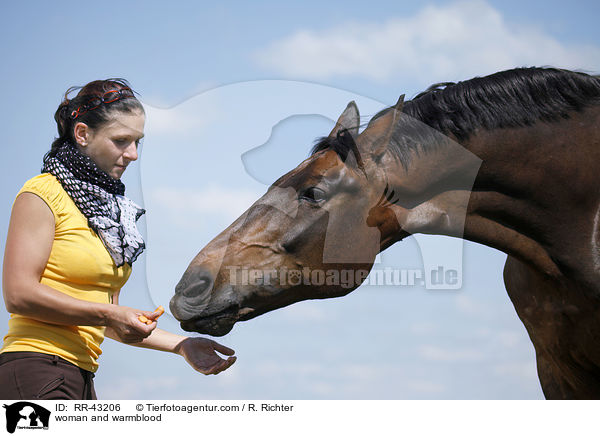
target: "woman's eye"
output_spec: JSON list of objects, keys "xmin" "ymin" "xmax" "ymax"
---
[{"xmin": 300, "ymin": 187, "xmax": 326, "ymax": 203}]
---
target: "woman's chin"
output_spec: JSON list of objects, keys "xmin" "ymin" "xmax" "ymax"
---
[{"xmin": 111, "ymin": 167, "xmax": 126, "ymax": 179}]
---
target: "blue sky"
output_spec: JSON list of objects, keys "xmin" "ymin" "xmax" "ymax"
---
[{"xmin": 0, "ymin": 0, "xmax": 599, "ymax": 399}]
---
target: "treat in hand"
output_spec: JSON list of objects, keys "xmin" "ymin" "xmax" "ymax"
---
[{"xmin": 138, "ymin": 306, "xmax": 165, "ymax": 325}]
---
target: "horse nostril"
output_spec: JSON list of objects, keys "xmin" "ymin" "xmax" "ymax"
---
[
  {"xmin": 181, "ymin": 277, "xmax": 212, "ymax": 298},
  {"xmin": 174, "ymin": 265, "xmax": 216, "ymax": 312}
]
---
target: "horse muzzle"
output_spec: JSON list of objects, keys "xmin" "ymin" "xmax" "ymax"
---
[{"xmin": 169, "ymin": 265, "xmax": 253, "ymax": 336}]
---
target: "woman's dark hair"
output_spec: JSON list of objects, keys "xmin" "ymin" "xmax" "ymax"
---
[{"xmin": 45, "ymin": 78, "xmax": 144, "ymax": 163}]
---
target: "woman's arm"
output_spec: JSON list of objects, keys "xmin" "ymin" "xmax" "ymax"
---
[
  {"xmin": 106, "ymin": 294, "xmax": 236, "ymax": 375},
  {"xmin": 2, "ymin": 192, "xmax": 156, "ymax": 343},
  {"xmin": 106, "ymin": 326, "xmax": 236, "ymax": 375}
]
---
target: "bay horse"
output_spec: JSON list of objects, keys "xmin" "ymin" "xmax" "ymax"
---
[{"xmin": 169, "ymin": 67, "xmax": 600, "ymax": 399}]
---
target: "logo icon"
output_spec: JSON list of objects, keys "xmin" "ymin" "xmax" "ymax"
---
[{"xmin": 3, "ymin": 402, "xmax": 51, "ymax": 433}]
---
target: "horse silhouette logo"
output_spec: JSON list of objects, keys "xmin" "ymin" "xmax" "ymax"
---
[{"xmin": 3, "ymin": 402, "xmax": 51, "ymax": 433}]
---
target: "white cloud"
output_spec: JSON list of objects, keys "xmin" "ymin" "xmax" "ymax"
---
[
  {"xmin": 278, "ymin": 301, "xmax": 330, "ymax": 323},
  {"xmin": 254, "ymin": 0, "xmax": 600, "ymax": 85},
  {"xmin": 492, "ymin": 362, "xmax": 538, "ymax": 380},
  {"xmin": 143, "ymin": 103, "xmax": 208, "ymax": 136},
  {"xmin": 141, "ymin": 86, "xmax": 222, "ymax": 136},
  {"xmin": 150, "ymin": 185, "xmax": 261, "ymax": 221},
  {"xmin": 101, "ymin": 375, "xmax": 182, "ymax": 399},
  {"xmin": 495, "ymin": 330, "xmax": 524, "ymax": 348},
  {"xmin": 409, "ymin": 322, "xmax": 438, "ymax": 335},
  {"xmin": 339, "ymin": 364, "xmax": 381, "ymax": 382},
  {"xmin": 406, "ymin": 379, "xmax": 447, "ymax": 394},
  {"xmin": 455, "ymin": 294, "xmax": 490, "ymax": 317},
  {"xmin": 255, "ymin": 361, "xmax": 324, "ymax": 377},
  {"xmin": 418, "ymin": 344, "xmax": 486, "ymax": 362}
]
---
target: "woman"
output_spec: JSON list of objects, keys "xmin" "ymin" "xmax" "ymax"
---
[{"xmin": 0, "ymin": 79, "xmax": 236, "ymax": 400}]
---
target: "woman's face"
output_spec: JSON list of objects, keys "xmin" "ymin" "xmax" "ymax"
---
[{"xmin": 75, "ymin": 110, "xmax": 145, "ymax": 179}]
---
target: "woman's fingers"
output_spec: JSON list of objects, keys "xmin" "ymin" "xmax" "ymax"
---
[
  {"xmin": 197, "ymin": 357, "xmax": 235, "ymax": 375},
  {"xmin": 138, "ymin": 305, "xmax": 165, "ymax": 324},
  {"xmin": 211, "ymin": 340, "xmax": 236, "ymax": 356}
]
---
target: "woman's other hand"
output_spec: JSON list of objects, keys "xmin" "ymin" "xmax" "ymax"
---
[{"xmin": 175, "ymin": 337, "xmax": 236, "ymax": 375}]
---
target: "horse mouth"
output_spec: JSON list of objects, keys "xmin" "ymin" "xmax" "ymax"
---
[{"xmin": 179, "ymin": 306, "xmax": 255, "ymax": 336}]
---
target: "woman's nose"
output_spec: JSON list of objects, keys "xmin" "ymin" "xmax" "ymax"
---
[{"xmin": 123, "ymin": 142, "xmax": 138, "ymax": 161}]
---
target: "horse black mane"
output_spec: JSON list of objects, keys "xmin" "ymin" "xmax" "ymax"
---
[{"xmin": 312, "ymin": 67, "xmax": 600, "ymax": 166}]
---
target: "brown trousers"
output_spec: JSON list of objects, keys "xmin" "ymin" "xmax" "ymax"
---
[{"xmin": 0, "ymin": 352, "xmax": 97, "ymax": 400}]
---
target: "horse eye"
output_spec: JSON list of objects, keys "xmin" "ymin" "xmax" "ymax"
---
[{"xmin": 300, "ymin": 187, "xmax": 326, "ymax": 203}]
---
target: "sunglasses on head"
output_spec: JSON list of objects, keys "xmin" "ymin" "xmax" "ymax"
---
[{"xmin": 70, "ymin": 88, "xmax": 135, "ymax": 120}]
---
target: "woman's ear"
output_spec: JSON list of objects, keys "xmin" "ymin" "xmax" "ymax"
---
[{"xmin": 73, "ymin": 122, "xmax": 90, "ymax": 147}]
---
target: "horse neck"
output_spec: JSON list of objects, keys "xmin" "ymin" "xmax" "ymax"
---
[{"xmin": 384, "ymin": 106, "xmax": 600, "ymax": 286}]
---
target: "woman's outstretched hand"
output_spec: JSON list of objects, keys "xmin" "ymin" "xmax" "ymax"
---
[{"xmin": 175, "ymin": 337, "xmax": 236, "ymax": 375}]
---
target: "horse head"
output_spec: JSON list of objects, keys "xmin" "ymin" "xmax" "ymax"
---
[{"xmin": 169, "ymin": 99, "xmax": 408, "ymax": 335}]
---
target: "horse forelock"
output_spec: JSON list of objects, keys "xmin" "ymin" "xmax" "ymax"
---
[{"xmin": 310, "ymin": 129, "xmax": 366, "ymax": 175}]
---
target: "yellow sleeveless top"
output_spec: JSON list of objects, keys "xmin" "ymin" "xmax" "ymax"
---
[{"xmin": 1, "ymin": 173, "xmax": 132, "ymax": 372}]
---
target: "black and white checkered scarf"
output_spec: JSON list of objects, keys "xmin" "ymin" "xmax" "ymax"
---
[{"xmin": 42, "ymin": 142, "xmax": 145, "ymax": 267}]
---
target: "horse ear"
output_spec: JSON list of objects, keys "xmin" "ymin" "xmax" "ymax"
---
[
  {"xmin": 356, "ymin": 94, "xmax": 405, "ymax": 162},
  {"xmin": 394, "ymin": 94, "xmax": 405, "ymax": 113},
  {"xmin": 328, "ymin": 101, "xmax": 360, "ymax": 138}
]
